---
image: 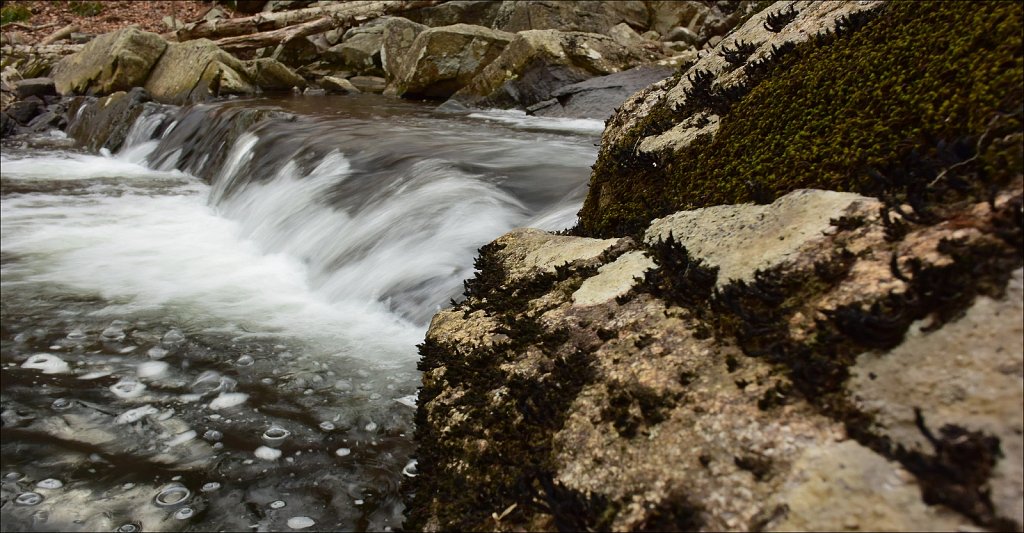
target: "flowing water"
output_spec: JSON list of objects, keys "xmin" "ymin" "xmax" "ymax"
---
[{"xmin": 0, "ymin": 94, "xmax": 601, "ymax": 531}]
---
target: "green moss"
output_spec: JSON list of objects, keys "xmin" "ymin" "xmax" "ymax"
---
[
  {"xmin": 579, "ymin": 1, "xmax": 1023, "ymax": 237},
  {"xmin": 0, "ymin": 3, "xmax": 31, "ymax": 25}
]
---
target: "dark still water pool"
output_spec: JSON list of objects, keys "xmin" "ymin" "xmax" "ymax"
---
[{"xmin": 0, "ymin": 94, "xmax": 602, "ymax": 531}]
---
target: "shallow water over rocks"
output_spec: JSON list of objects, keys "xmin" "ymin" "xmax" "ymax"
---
[{"xmin": 0, "ymin": 94, "xmax": 601, "ymax": 531}]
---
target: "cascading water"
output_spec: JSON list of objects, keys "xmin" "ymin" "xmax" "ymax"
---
[{"xmin": 0, "ymin": 94, "xmax": 603, "ymax": 531}]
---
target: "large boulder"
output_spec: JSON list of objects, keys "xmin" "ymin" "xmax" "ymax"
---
[
  {"xmin": 245, "ymin": 58, "xmax": 306, "ymax": 90},
  {"xmin": 407, "ymin": 183, "xmax": 1024, "ymax": 531},
  {"xmin": 51, "ymin": 27, "xmax": 166, "ymax": 96},
  {"xmin": 491, "ymin": 0, "xmax": 647, "ymax": 33},
  {"xmin": 403, "ymin": 0, "xmax": 504, "ymax": 28},
  {"xmin": 144, "ymin": 39, "xmax": 255, "ymax": 104},
  {"xmin": 647, "ymin": 0, "xmax": 758, "ymax": 42},
  {"xmin": 380, "ymin": 17, "xmax": 428, "ymax": 81},
  {"xmin": 450, "ymin": 29, "xmax": 660, "ymax": 110},
  {"xmin": 392, "ymin": 24, "xmax": 514, "ymax": 99},
  {"xmin": 325, "ymin": 27, "xmax": 385, "ymax": 76},
  {"xmin": 527, "ymin": 65, "xmax": 674, "ymax": 119},
  {"xmin": 1, "ymin": 65, "xmax": 21, "ymax": 111}
]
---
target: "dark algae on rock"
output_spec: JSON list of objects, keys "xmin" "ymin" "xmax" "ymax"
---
[
  {"xmin": 579, "ymin": 0, "xmax": 1024, "ymax": 237},
  {"xmin": 406, "ymin": 1, "xmax": 1023, "ymax": 531},
  {"xmin": 407, "ymin": 242, "xmax": 620, "ymax": 531}
]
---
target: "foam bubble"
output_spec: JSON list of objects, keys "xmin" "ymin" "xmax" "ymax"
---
[
  {"xmin": 110, "ymin": 380, "xmax": 146, "ymax": 399},
  {"xmin": 136, "ymin": 361, "xmax": 169, "ymax": 379},
  {"xmin": 15, "ymin": 492, "xmax": 43, "ymax": 506},
  {"xmin": 287, "ymin": 517, "xmax": 315, "ymax": 529},
  {"xmin": 21, "ymin": 354, "xmax": 70, "ymax": 374},
  {"xmin": 254, "ymin": 446, "xmax": 282, "ymax": 460},
  {"xmin": 167, "ymin": 429, "xmax": 197, "ymax": 446},
  {"xmin": 36, "ymin": 478, "xmax": 63, "ymax": 489},
  {"xmin": 209, "ymin": 392, "xmax": 248, "ymax": 410},
  {"xmin": 153, "ymin": 483, "xmax": 190, "ymax": 507},
  {"xmin": 116, "ymin": 405, "xmax": 158, "ymax": 424}
]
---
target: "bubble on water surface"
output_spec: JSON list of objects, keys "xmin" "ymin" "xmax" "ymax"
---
[
  {"xmin": 192, "ymin": 370, "xmax": 226, "ymax": 394},
  {"xmin": 201, "ymin": 482, "xmax": 221, "ymax": 492},
  {"xmin": 15, "ymin": 492, "xmax": 43, "ymax": 506},
  {"xmin": 269, "ymin": 500, "xmax": 286, "ymax": 509},
  {"xmin": 402, "ymin": 460, "xmax": 418, "ymax": 478},
  {"xmin": 110, "ymin": 380, "xmax": 146, "ymax": 399},
  {"xmin": 147, "ymin": 346, "xmax": 169, "ymax": 360},
  {"xmin": 65, "ymin": 329, "xmax": 87, "ymax": 341},
  {"xmin": 203, "ymin": 430, "xmax": 222, "ymax": 441},
  {"xmin": 318, "ymin": 421, "xmax": 335, "ymax": 432},
  {"xmin": 235, "ymin": 354, "xmax": 254, "ymax": 366},
  {"xmin": 173, "ymin": 507, "xmax": 195, "ymax": 520},
  {"xmin": 100, "ymin": 326, "xmax": 126, "ymax": 341},
  {"xmin": 51, "ymin": 398, "xmax": 74, "ymax": 410},
  {"xmin": 154, "ymin": 483, "xmax": 190, "ymax": 507},
  {"xmin": 162, "ymin": 329, "xmax": 185, "ymax": 345},
  {"xmin": 364, "ymin": 422, "xmax": 378, "ymax": 432},
  {"xmin": 36, "ymin": 478, "xmax": 63, "ymax": 489},
  {"xmin": 261, "ymin": 426, "xmax": 290, "ymax": 447},
  {"xmin": 3, "ymin": 472, "xmax": 25, "ymax": 482},
  {"xmin": 335, "ymin": 448, "xmax": 351, "ymax": 457},
  {"xmin": 115, "ymin": 523, "xmax": 141, "ymax": 532},
  {"xmin": 22, "ymin": 354, "xmax": 70, "ymax": 374}
]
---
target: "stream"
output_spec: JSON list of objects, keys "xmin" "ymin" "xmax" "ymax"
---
[{"xmin": 0, "ymin": 94, "xmax": 601, "ymax": 532}]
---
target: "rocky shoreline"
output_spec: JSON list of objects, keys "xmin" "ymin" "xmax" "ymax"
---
[{"xmin": 2, "ymin": 1, "xmax": 1022, "ymax": 531}]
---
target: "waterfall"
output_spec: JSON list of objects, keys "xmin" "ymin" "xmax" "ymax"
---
[{"xmin": 0, "ymin": 94, "xmax": 602, "ymax": 532}]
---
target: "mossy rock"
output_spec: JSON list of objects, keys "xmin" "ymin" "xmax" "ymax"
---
[{"xmin": 578, "ymin": 1, "xmax": 1024, "ymax": 237}]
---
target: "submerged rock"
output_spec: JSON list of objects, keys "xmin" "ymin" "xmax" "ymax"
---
[
  {"xmin": 526, "ymin": 65, "xmax": 674, "ymax": 120},
  {"xmin": 65, "ymin": 87, "xmax": 153, "ymax": 152}
]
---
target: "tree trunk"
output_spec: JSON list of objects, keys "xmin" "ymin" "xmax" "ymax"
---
[
  {"xmin": 1, "ymin": 43, "xmax": 85, "ymax": 56},
  {"xmin": 213, "ymin": 16, "xmax": 334, "ymax": 52},
  {"xmin": 39, "ymin": 24, "xmax": 80, "ymax": 46},
  {"xmin": 173, "ymin": 0, "xmax": 440, "ymax": 42}
]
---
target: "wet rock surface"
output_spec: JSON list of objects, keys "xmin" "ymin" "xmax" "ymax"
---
[
  {"xmin": 527, "ymin": 65, "xmax": 674, "ymax": 119},
  {"xmin": 407, "ymin": 182, "xmax": 1024, "ymax": 531}
]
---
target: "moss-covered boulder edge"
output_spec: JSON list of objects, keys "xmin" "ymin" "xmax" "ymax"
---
[
  {"xmin": 407, "ymin": 1, "xmax": 1023, "ymax": 531},
  {"xmin": 577, "ymin": 0, "xmax": 1022, "ymax": 238}
]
